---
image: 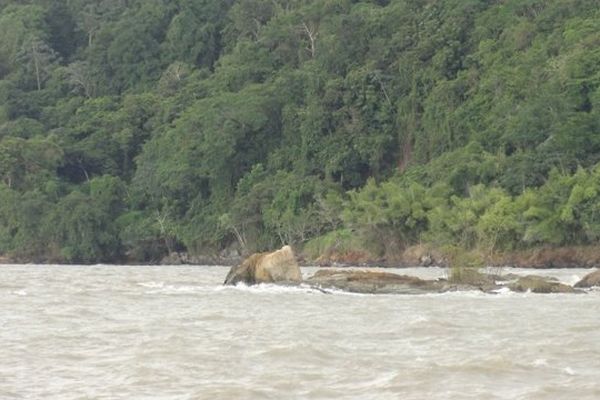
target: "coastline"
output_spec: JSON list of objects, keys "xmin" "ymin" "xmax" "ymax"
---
[
  {"xmin": 2, "ymin": 245, "xmax": 599, "ymax": 269},
  {"xmin": 305, "ymin": 245, "xmax": 600, "ymax": 270}
]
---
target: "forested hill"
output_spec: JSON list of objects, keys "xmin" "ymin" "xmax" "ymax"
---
[{"xmin": 0, "ymin": 0, "xmax": 599, "ymax": 264}]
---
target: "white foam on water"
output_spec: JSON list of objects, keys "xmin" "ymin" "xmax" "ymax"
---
[
  {"xmin": 422, "ymin": 290, "xmax": 491, "ymax": 299},
  {"xmin": 144, "ymin": 285, "xmax": 211, "ymax": 295},
  {"xmin": 137, "ymin": 281, "xmax": 165, "ymax": 289},
  {"xmin": 214, "ymin": 282, "xmax": 384, "ymax": 297},
  {"xmin": 354, "ymin": 371, "xmax": 397, "ymax": 390},
  {"xmin": 12, "ymin": 290, "xmax": 27, "ymax": 296},
  {"xmin": 564, "ymin": 367, "xmax": 576, "ymax": 376},
  {"xmin": 309, "ymin": 286, "xmax": 377, "ymax": 296},
  {"xmin": 532, "ymin": 358, "xmax": 548, "ymax": 367},
  {"xmin": 567, "ymin": 275, "xmax": 583, "ymax": 286},
  {"xmin": 215, "ymin": 282, "xmax": 336, "ymax": 295},
  {"xmin": 492, "ymin": 287, "xmax": 512, "ymax": 294},
  {"xmin": 409, "ymin": 315, "xmax": 430, "ymax": 325}
]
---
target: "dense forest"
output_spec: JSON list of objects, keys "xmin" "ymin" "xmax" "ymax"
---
[{"xmin": 0, "ymin": 0, "xmax": 599, "ymax": 263}]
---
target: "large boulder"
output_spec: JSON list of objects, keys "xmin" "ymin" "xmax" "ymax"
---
[
  {"xmin": 574, "ymin": 269, "xmax": 600, "ymax": 288},
  {"xmin": 305, "ymin": 269, "xmax": 446, "ymax": 294},
  {"xmin": 224, "ymin": 245, "xmax": 302, "ymax": 285},
  {"xmin": 508, "ymin": 275, "xmax": 579, "ymax": 293}
]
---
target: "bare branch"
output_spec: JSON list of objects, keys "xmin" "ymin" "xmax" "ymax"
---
[{"xmin": 301, "ymin": 21, "xmax": 319, "ymax": 58}]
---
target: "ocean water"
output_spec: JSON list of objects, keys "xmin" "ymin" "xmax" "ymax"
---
[{"xmin": 1, "ymin": 265, "xmax": 599, "ymax": 399}]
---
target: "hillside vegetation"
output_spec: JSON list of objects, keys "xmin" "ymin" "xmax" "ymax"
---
[{"xmin": 0, "ymin": 0, "xmax": 599, "ymax": 263}]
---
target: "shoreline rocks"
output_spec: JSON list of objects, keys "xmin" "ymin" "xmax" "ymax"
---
[
  {"xmin": 224, "ymin": 248, "xmax": 591, "ymax": 295},
  {"xmin": 307, "ymin": 244, "xmax": 600, "ymax": 270},
  {"xmin": 161, "ymin": 250, "xmax": 242, "ymax": 266}
]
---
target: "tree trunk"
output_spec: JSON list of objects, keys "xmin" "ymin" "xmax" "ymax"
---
[
  {"xmin": 302, "ymin": 22, "xmax": 318, "ymax": 59},
  {"xmin": 32, "ymin": 43, "xmax": 41, "ymax": 91}
]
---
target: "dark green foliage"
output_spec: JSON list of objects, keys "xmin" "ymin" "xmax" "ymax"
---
[{"xmin": 0, "ymin": 0, "xmax": 599, "ymax": 263}]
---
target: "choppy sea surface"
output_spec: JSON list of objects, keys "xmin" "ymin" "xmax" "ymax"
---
[{"xmin": 1, "ymin": 265, "xmax": 599, "ymax": 400}]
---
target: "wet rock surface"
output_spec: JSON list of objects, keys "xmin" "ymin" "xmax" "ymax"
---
[
  {"xmin": 305, "ymin": 269, "xmax": 589, "ymax": 295},
  {"xmin": 223, "ymin": 249, "xmax": 590, "ymax": 294},
  {"xmin": 508, "ymin": 275, "xmax": 580, "ymax": 293},
  {"xmin": 305, "ymin": 269, "xmax": 446, "ymax": 294},
  {"xmin": 574, "ymin": 269, "xmax": 600, "ymax": 288}
]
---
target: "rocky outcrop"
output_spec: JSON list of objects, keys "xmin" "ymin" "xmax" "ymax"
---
[
  {"xmin": 508, "ymin": 275, "xmax": 579, "ymax": 293},
  {"xmin": 222, "ymin": 247, "xmax": 588, "ymax": 294},
  {"xmin": 304, "ymin": 269, "xmax": 517, "ymax": 294},
  {"xmin": 305, "ymin": 270, "xmax": 589, "ymax": 294},
  {"xmin": 224, "ymin": 245, "xmax": 302, "ymax": 285},
  {"xmin": 574, "ymin": 269, "xmax": 600, "ymax": 288},
  {"xmin": 305, "ymin": 269, "xmax": 445, "ymax": 294}
]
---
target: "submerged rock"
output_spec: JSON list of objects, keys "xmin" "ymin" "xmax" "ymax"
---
[
  {"xmin": 574, "ymin": 269, "xmax": 600, "ymax": 288},
  {"xmin": 224, "ymin": 245, "xmax": 302, "ymax": 285},
  {"xmin": 508, "ymin": 275, "xmax": 579, "ymax": 293},
  {"xmin": 306, "ymin": 270, "xmax": 585, "ymax": 295},
  {"xmin": 305, "ymin": 269, "xmax": 446, "ymax": 294}
]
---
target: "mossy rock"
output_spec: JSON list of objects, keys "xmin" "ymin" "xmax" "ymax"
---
[
  {"xmin": 448, "ymin": 268, "xmax": 500, "ymax": 292},
  {"xmin": 306, "ymin": 269, "xmax": 445, "ymax": 294},
  {"xmin": 508, "ymin": 276, "xmax": 578, "ymax": 293},
  {"xmin": 574, "ymin": 270, "xmax": 600, "ymax": 288}
]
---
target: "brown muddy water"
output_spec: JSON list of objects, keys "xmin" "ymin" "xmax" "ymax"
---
[{"xmin": 1, "ymin": 265, "xmax": 599, "ymax": 399}]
